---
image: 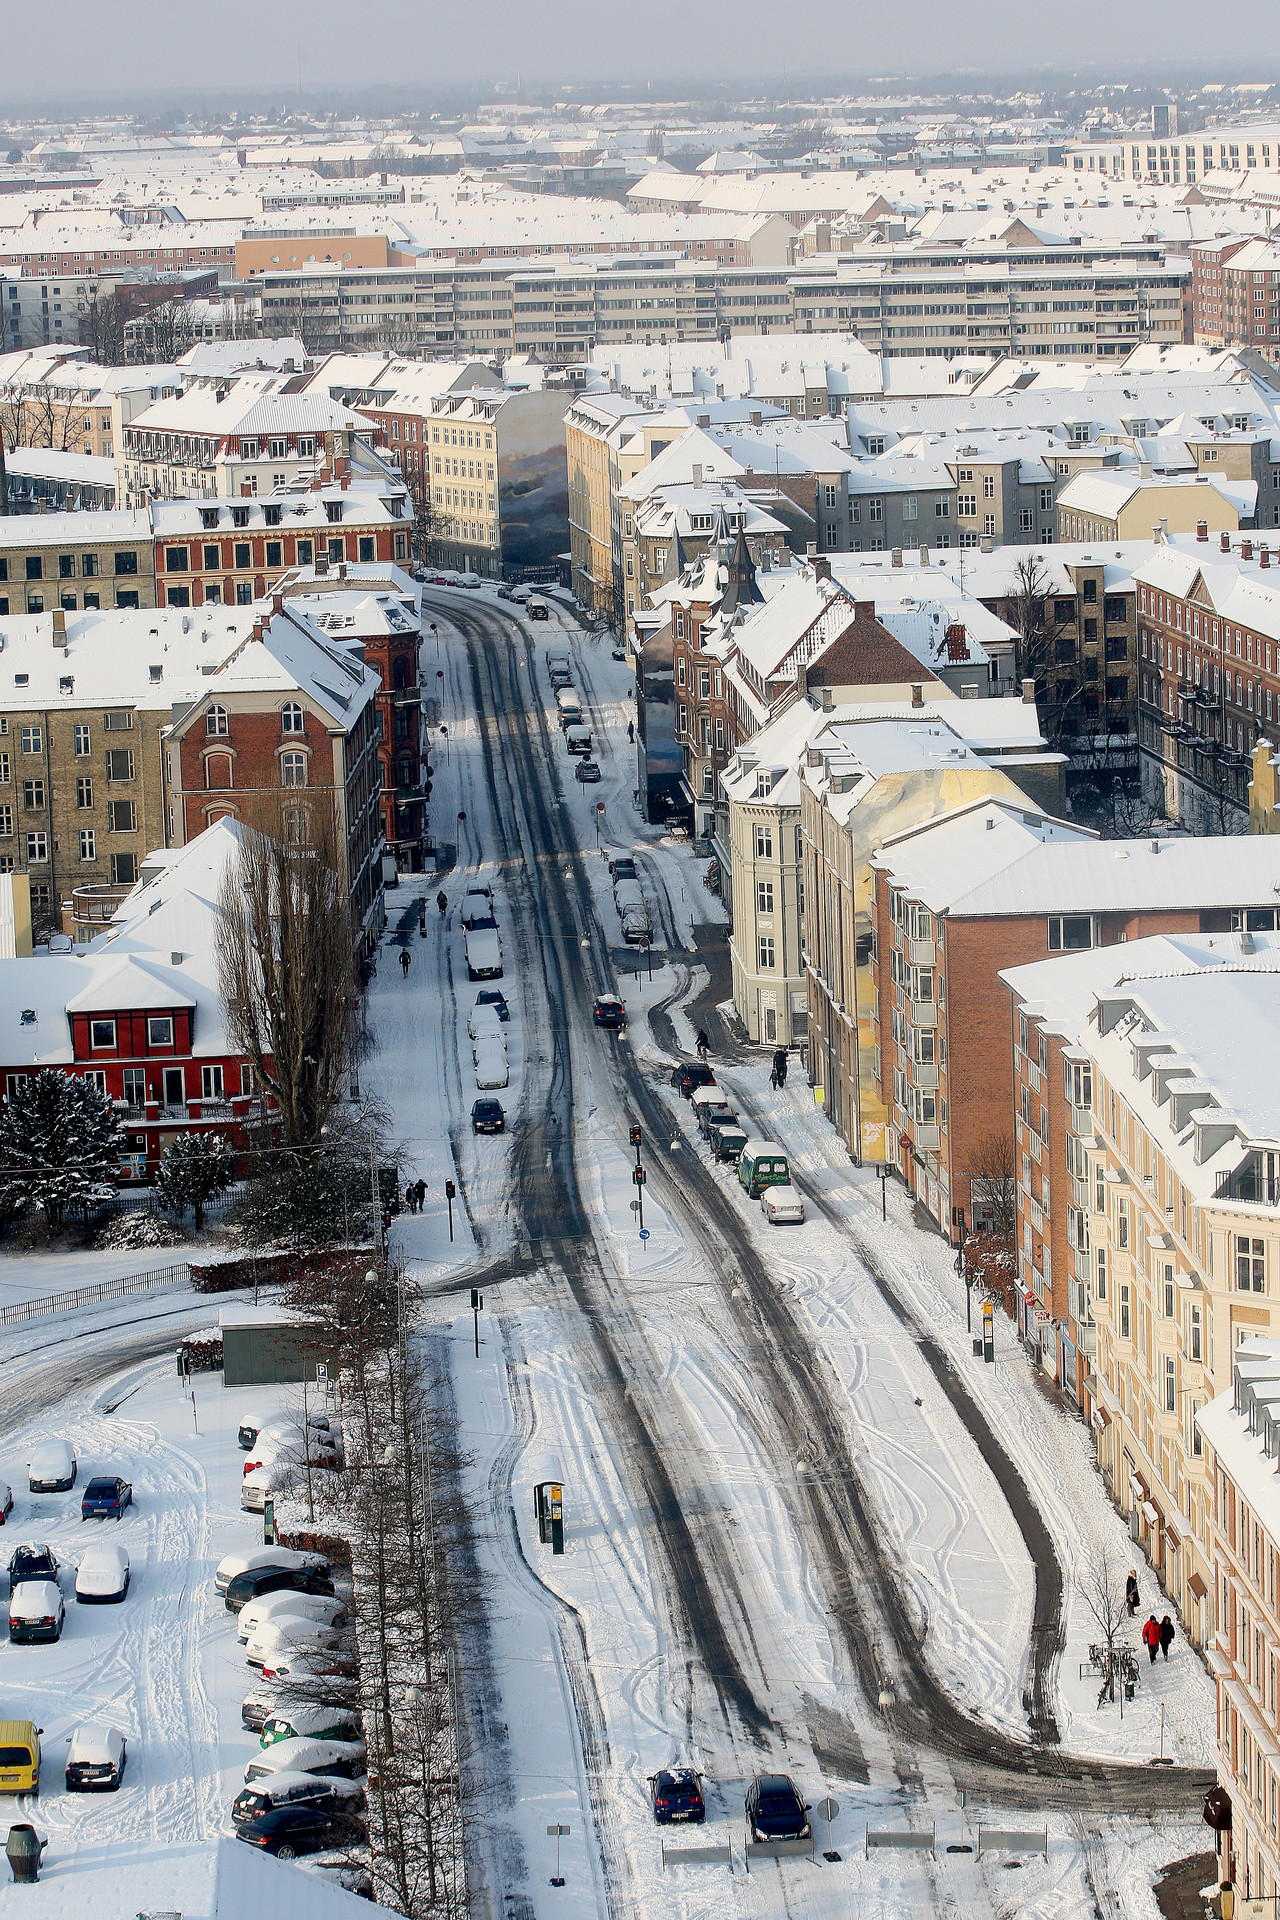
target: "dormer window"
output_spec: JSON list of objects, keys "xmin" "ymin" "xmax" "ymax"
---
[
  {"xmin": 90, "ymin": 1018, "xmax": 116, "ymax": 1050},
  {"xmin": 264, "ymin": 504, "xmax": 281, "ymax": 527},
  {"xmin": 205, "ymin": 704, "xmax": 229, "ymax": 737},
  {"xmin": 281, "ymin": 702, "xmax": 304, "ymax": 734},
  {"xmin": 231, "ymin": 506, "xmax": 249, "ymax": 529}
]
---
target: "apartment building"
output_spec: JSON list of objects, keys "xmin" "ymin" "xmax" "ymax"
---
[
  {"xmin": 1000, "ymin": 933, "xmax": 1280, "ymax": 1674},
  {"xmin": 1069, "ymin": 123, "xmax": 1280, "ymax": 184},
  {"xmin": 1191, "ymin": 237, "xmax": 1280, "ymax": 350},
  {"xmin": 0, "ymin": 349, "xmax": 182, "ymax": 461},
  {"xmin": 0, "ymin": 485, "xmax": 410, "ymax": 616},
  {"xmin": 565, "ymin": 391, "xmax": 650, "ymax": 620},
  {"xmin": 119, "ymin": 376, "xmax": 376, "ymax": 505},
  {"xmin": 1135, "ymin": 534, "xmax": 1280, "ymax": 832},
  {"xmin": 1199, "ymin": 1337, "xmax": 1280, "ymax": 1906},
  {"xmin": 1057, "ymin": 472, "xmax": 1247, "ymax": 545}
]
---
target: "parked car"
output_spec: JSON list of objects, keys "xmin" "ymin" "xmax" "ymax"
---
[
  {"xmin": 81, "ymin": 1475, "xmax": 132, "ymax": 1522},
  {"xmin": 248, "ymin": 1619, "xmax": 342, "ymax": 1673},
  {"xmin": 242, "ymin": 1687, "xmax": 281, "ymax": 1734},
  {"xmin": 233, "ymin": 1771, "xmax": 365, "ymax": 1825},
  {"xmin": 237, "ymin": 1590, "xmax": 347, "ymax": 1644},
  {"xmin": 761, "ymin": 1182, "xmax": 805, "ymax": 1226},
  {"xmin": 243, "ymin": 1427, "xmax": 341, "ymax": 1479},
  {"xmin": 592, "ymin": 994, "xmax": 627, "ymax": 1030},
  {"xmin": 224, "ymin": 1564, "xmax": 336, "ymax": 1614},
  {"xmin": 240, "ymin": 1469, "xmax": 273, "ymax": 1515},
  {"xmin": 237, "ymin": 1409, "xmax": 330, "ymax": 1452},
  {"xmin": 235, "ymin": 1801, "xmax": 366, "ymax": 1860},
  {"xmin": 27, "ymin": 1440, "xmax": 76, "ymax": 1493},
  {"xmin": 461, "ymin": 891, "xmax": 497, "ymax": 930},
  {"xmin": 496, "ymin": 583, "xmax": 515, "ymax": 600},
  {"xmin": 216, "ymin": 1546, "xmax": 328, "ymax": 1597},
  {"xmin": 10, "ymin": 1579, "xmax": 65, "ymax": 1643},
  {"xmin": 261, "ymin": 1706, "xmax": 362, "ymax": 1748},
  {"xmin": 75, "ymin": 1542, "xmax": 130, "ymax": 1604},
  {"xmin": 745, "ymin": 1772, "xmax": 811, "ymax": 1843},
  {"xmin": 611, "ymin": 645, "xmax": 628, "ymax": 663},
  {"xmin": 473, "ymin": 1039, "xmax": 509, "ymax": 1090},
  {"xmin": 258, "ymin": 1644, "xmax": 357, "ymax": 1686},
  {"xmin": 460, "ymin": 573, "xmax": 482, "ymax": 590},
  {"xmin": 8, "ymin": 1543, "xmax": 58, "ymax": 1588},
  {"xmin": 243, "ymin": 1736, "xmax": 367, "ymax": 1784},
  {"xmin": 649, "ymin": 1767, "xmax": 705, "ymax": 1824},
  {"xmin": 565, "ymin": 725, "xmax": 593, "ymax": 756},
  {"xmin": 690, "ymin": 1084, "xmax": 731, "ymax": 1132},
  {"xmin": 467, "ymin": 1003, "xmax": 506, "ymax": 1043},
  {"xmin": 474, "ymin": 989, "xmax": 509, "ymax": 1021},
  {"xmin": 0, "ymin": 1722, "xmax": 40, "ymax": 1795},
  {"xmin": 737, "ymin": 1142, "xmax": 792, "ymax": 1198},
  {"xmin": 471, "ymin": 1098, "xmax": 506, "ymax": 1135},
  {"xmin": 575, "ymin": 759, "xmax": 602, "ymax": 784},
  {"xmin": 710, "ymin": 1125, "xmax": 749, "ymax": 1166},
  {"xmin": 621, "ymin": 904, "xmax": 651, "ymax": 944},
  {"xmin": 528, "ymin": 599, "xmax": 549, "ymax": 620},
  {"xmin": 465, "ymin": 928, "xmax": 504, "ymax": 981},
  {"xmin": 671, "ymin": 1061, "xmax": 716, "ymax": 1100},
  {"xmin": 65, "ymin": 1723, "xmax": 126, "ymax": 1792},
  {"xmin": 697, "ymin": 1101, "xmax": 738, "ymax": 1141},
  {"xmin": 0, "ymin": 1483, "xmax": 13, "ymax": 1525},
  {"xmin": 608, "ymin": 856, "xmax": 637, "ymax": 882}
]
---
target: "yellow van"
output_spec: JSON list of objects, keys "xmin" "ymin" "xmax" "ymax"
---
[{"xmin": 0, "ymin": 1721, "xmax": 40, "ymax": 1794}]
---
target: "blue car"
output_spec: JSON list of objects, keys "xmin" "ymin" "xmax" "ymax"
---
[{"xmin": 81, "ymin": 1476, "xmax": 133, "ymax": 1522}]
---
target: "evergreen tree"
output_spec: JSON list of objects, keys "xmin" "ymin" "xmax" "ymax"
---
[
  {"xmin": 155, "ymin": 1131, "xmax": 236, "ymax": 1231},
  {"xmin": 0, "ymin": 1070, "xmax": 125, "ymax": 1227}
]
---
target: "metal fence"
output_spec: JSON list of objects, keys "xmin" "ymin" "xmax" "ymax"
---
[{"xmin": 0, "ymin": 1261, "xmax": 192, "ymax": 1327}]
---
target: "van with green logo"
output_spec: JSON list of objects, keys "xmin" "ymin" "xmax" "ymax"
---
[{"xmin": 737, "ymin": 1142, "xmax": 791, "ymax": 1198}]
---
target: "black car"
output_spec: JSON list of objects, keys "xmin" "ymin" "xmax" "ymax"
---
[
  {"xmin": 671, "ymin": 1061, "xmax": 716, "ymax": 1099},
  {"xmin": 471, "ymin": 1098, "xmax": 506, "ymax": 1135},
  {"xmin": 575, "ymin": 759, "xmax": 602, "ymax": 784},
  {"xmin": 696, "ymin": 1100, "xmax": 736, "ymax": 1139},
  {"xmin": 8, "ymin": 1543, "xmax": 58, "ymax": 1587},
  {"xmin": 649, "ymin": 1767, "xmax": 705, "ymax": 1824},
  {"xmin": 235, "ymin": 1802, "xmax": 366, "ymax": 1861},
  {"xmin": 745, "ymin": 1773, "xmax": 810, "ymax": 1843},
  {"xmin": 224, "ymin": 1564, "xmax": 336, "ymax": 1614},
  {"xmin": 611, "ymin": 645, "xmax": 628, "ymax": 663},
  {"xmin": 607, "ymin": 856, "xmax": 637, "ymax": 881},
  {"xmin": 475, "ymin": 989, "xmax": 510, "ymax": 1022},
  {"xmin": 592, "ymin": 994, "xmax": 627, "ymax": 1030},
  {"xmin": 711, "ymin": 1126, "xmax": 749, "ymax": 1165}
]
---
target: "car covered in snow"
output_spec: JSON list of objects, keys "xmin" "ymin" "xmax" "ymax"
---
[
  {"xmin": 246, "ymin": 1618, "xmax": 343, "ymax": 1672},
  {"xmin": 471, "ymin": 1098, "xmax": 506, "ymax": 1135},
  {"xmin": 0, "ymin": 1483, "xmax": 12, "ymax": 1526},
  {"xmin": 243, "ymin": 1423, "xmax": 341, "ymax": 1479},
  {"xmin": 216, "ymin": 1546, "xmax": 328, "ymax": 1596},
  {"xmin": 243, "ymin": 1735, "xmax": 367, "ymax": 1783},
  {"xmin": 10, "ymin": 1579, "xmax": 65, "ymax": 1643},
  {"xmin": 465, "ymin": 928, "xmax": 503, "ymax": 981},
  {"xmin": 261, "ymin": 1706, "xmax": 363, "ymax": 1748},
  {"xmin": 648, "ymin": 1767, "xmax": 705, "ymax": 1824},
  {"xmin": 65, "ymin": 1723, "xmax": 126, "ymax": 1792},
  {"xmin": 607, "ymin": 854, "xmax": 637, "ymax": 881},
  {"xmin": 709, "ymin": 1124, "xmax": 749, "ymax": 1166},
  {"xmin": 592, "ymin": 994, "xmax": 626, "ymax": 1030},
  {"xmin": 760, "ymin": 1182, "xmax": 805, "ymax": 1226},
  {"xmin": 473, "ymin": 1039, "xmax": 509, "ymax": 1090},
  {"xmin": 235, "ymin": 1800, "xmax": 367, "ymax": 1860},
  {"xmin": 745, "ymin": 1772, "xmax": 810, "ymax": 1843},
  {"xmin": 474, "ymin": 988, "xmax": 509, "ymax": 1021},
  {"xmin": 224, "ymin": 1564, "xmax": 336, "ymax": 1614},
  {"xmin": 237, "ymin": 1590, "xmax": 347, "ymax": 1644},
  {"xmin": 461, "ymin": 890, "xmax": 497, "ymax": 930},
  {"xmin": 75, "ymin": 1541, "xmax": 130, "ymax": 1604},
  {"xmin": 27, "ymin": 1440, "xmax": 76, "ymax": 1493},
  {"xmin": 81, "ymin": 1475, "xmax": 132, "ymax": 1521},
  {"xmin": 8, "ymin": 1542, "xmax": 58, "ymax": 1587},
  {"xmin": 232, "ymin": 1770, "xmax": 365, "ymax": 1824},
  {"xmin": 467, "ymin": 1003, "xmax": 506, "ymax": 1043}
]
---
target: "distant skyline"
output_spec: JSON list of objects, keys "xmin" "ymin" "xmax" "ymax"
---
[{"xmin": 4, "ymin": 0, "xmax": 1280, "ymax": 106}]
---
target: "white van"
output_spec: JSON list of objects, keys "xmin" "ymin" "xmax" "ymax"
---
[{"xmin": 465, "ymin": 929, "xmax": 504, "ymax": 980}]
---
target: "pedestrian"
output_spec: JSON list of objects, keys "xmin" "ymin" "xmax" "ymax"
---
[
  {"xmin": 627, "ymin": 720, "xmax": 634, "ymax": 743},
  {"xmin": 416, "ymin": 1177, "xmax": 427, "ymax": 1212},
  {"xmin": 695, "ymin": 1027, "xmax": 710, "ymax": 1062},
  {"xmin": 400, "ymin": 948, "xmax": 411, "ymax": 978},
  {"xmin": 1142, "ymin": 1613, "xmax": 1161, "ymax": 1665},
  {"xmin": 1125, "ymin": 1569, "xmax": 1140, "ymax": 1617},
  {"xmin": 769, "ymin": 1065, "xmax": 779, "ymax": 1090},
  {"xmin": 1159, "ymin": 1614, "xmax": 1175, "ymax": 1661},
  {"xmin": 437, "ymin": 889, "xmax": 447, "ymax": 916}
]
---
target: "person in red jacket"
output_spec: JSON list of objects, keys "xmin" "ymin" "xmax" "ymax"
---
[{"xmin": 1142, "ymin": 1614, "xmax": 1161, "ymax": 1664}]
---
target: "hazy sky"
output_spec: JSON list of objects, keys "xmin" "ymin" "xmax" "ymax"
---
[{"xmin": 4, "ymin": 0, "xmax": 1280, "ymax": 100}]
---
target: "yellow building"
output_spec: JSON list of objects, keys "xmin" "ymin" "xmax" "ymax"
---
[{"xmin": 1057, "ymin": 470, "xmax": 1244, "ymax": 544}]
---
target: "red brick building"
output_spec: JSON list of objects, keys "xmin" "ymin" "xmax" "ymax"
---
[
  {"xmin": 151, "ymin": 481, "xmax": 412, "ymax": 609},
  {"xmin": 1190, "ymin": 236, "xmax": 1273, "ymax": 347}
]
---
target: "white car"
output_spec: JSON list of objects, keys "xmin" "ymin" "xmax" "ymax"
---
[
  {"xmin": 243, "ymin": 1428, "xmax": 342, "ymax": 1479},
  {"xmin": 28, "ymin": 1440, "xmax": 76, "ymax": 1492},
  {"xmin": 246, "ymin": 1619, "xmax": 342, "ymax": 1671},
  {"xmin": 243, "ymin": 1735, "xmax": 367, "ymax": 1784},
  {"xmin": 761, "ymin": 1182, "xmax": 805, "ymax": 1225},
  {"xmin": 237, "ymin": 1590, "xmax": 347, "ymax": 1644},
  {"xmin": 75, "ymin": 1541, "xmax": 130, "ymax": 1604},
  {"xmin": 66, "ymin": 1723, "xmax": 126, "ymax": 1792},
  {"xmin": 473, "ymin": 1039, "xmax": 509, "ymax": 1090},
  {"xmin": 461, "ymin": 891, "xmax": 496, "ymax": 930},
  {"xmin": 10, "ymin": 1578, "xmax": 65, "ymax": 1642},
  {"xmin": 240, "ymin": 1469, "xmax": 273, "ymax": 1514},
  {"xmin": 0, "ymin": 1482, "xmax": 13, "ymax": 1526},
  {"xmin": 467, "ymin": 1004, "xmax": 505, "ymax": 1042},
  {"xmin": 215, "ymin": 1546, "xmax": 329, "ymax": 1596}
]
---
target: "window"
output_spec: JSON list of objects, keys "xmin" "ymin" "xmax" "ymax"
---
[
  {"xmin": 358, "ymin": 536, "xmax": 375, "ymax": 563},
  {"xmin": 22, "ymin": 779, "xmax": 45, "ymax": 810},
  {"xmin": 281, "ymin": 752, "xmax": 307, "ymax": 788},
  {"xmin": 25, "ymin": 555, "xmax": 42, "ymax": 581},
  {"xmin": 202, "ymin": 1064, "xmax": 224, "ymax": 1100},
  {"xmin": 1238, "ymin": 1236, "xmax": 1266, "ymax": 1292},
  {"xmin": 110, "ymin": 853, "xmax": 137, "ymax": 886},
  {"xmin": 0, "ymin": 806, "xmax": 10, "ymax": 837},
  {"xmin": 202, "ymin": 543, "xmax": 221, "ymax": 571},
  {"xmin": 20, "ymin": 726, "xmax": 42, "ymax": 755},
  {"xmin": 205, "ymin": 705, "xmax": 228, "ymax": 737},
  {"xmin": 982, "ymin": 473, "xmax": 995, "ymax": 499},
  {"xmin": 1095, "ymin": 1246, "xmax": 1106, "ymax": 1300},
  {"xmin": 1119, "ymin": 1283, "xmax": 1131, "ymax": 1341},
  {"xmin": 122, "ymin": 1068, "xmax": 146, "ymax": 1108},
  {"xmin": 934, "ymin": 497, "xmax": 950, "ymax": 518},
  {"xmin": 234, "ymin": 542, "xmax": 251, "ymax": 570},
  {"xmin": 78, "ymin": 828, "xmax": 95, "ymax": 861},
  {"xmin": 164, "ymin": 546, "xmax": 189, "ymax": 574},
  {"xmin": 754, "ymin": 824, "xmax": 773, "ymax": 858},
  {"xmin": 758, "ymin": 935, "xmax": 776, "ymax": 970},
  {"xmin": 281, "ymin": 702, "xmax": 304, "ymax": 733},
  {"xmin": 1048, "ymin": 914, "xmax": 1093, "ymax": 952},
  {"xmin": 265, "ymin": 541, "xmax": 282, "ymax": 569},
  {"xmin": 107, "ymin": 800, "xmax": 136, "ymax": 833},
  {"xmin": 90, "ymin": 1018, "xmax": 116, "ymax": 1050},
  {"xmin": 103, "ymin": 710, "xmax": 131, "ymax": 732},
  {"xmin": 296, "ymin": 539, "xmax": 313, "ymax": 567},
  {"xmin": 73, "ymin": 723, "xmax": 90, "ymax": 757},
  {"xmin": 113, "ymin": 550, "xmax": 138, "ymax": 576},
  {"xmin": 105, "ymin": 749, "xmax": 134, "ymax": 782},
  {"xmin": 757, "ymin": 880, "xmax": 774, "ymax": 914},
  {"xmin": 147, "ymin": 1016, "xmax": 173, "ymax": 1047},
  {"xmin": 1165, "ymin": 1356, "xmax": 1176, "ymax": 1414}
]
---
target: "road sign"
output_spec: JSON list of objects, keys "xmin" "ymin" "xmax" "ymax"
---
[
  {"xmin": 639, "ymin": 1227, "xmax": 650, "ymax": 1241},
  {"xmin": 316, "ymin": 1362, "xmax": 328, "ymax": 1386},
  {"xmin": 596, "ymin": 800, "xmax": 606, "ymax": 811},
  {"xmin": 818, "ymin": 1797, "xmax": 839, "ymax": 1822}
]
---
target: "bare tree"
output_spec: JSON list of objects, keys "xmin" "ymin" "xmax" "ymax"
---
[
  {"xmin": 216, "ymin": 796, "xmax": 358, "ymax": 1151},
  {"xmin": 971, "ymin": 1127, "xmax": 1017, "ymax": 1239},
  {"xmin": 409, "ymin": 473, "xmax": 440, "ymax": 569},
  {"xmin": 1006, "ymin": 553, "xmax": 1081, "ymax": 747},
  {"xmin": 1081, "ymin": 1543, "xmax": 1129, "ymax": 1703},
  {"xmin": 83, "ymin": 286, "xmax": 127, "ymax": 366}
]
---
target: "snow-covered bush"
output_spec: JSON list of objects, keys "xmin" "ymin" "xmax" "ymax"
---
[
  {"xmin": 95, "ymin": 1210, "xmax": 189, "ymax": 1253},
  {"xmin": 0, "ymin": 1069, "xmax": 125, "ymax": 1227},
  {"xmin": 155, "ymin": 1130, "xmax": 235, "ymax": 1230}
]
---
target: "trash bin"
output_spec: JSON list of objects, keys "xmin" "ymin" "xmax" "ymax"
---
[
  {"xmin": 6, "ymin": 1824, "xmax": 45, "ymax": 1884},
  {"xmin": 972, "ymin": 1338, "xmax": 983, "ymax": 1357}
]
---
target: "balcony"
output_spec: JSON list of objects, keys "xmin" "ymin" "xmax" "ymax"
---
[
  {"xmin": 197, "ymin": 1099, "xmax": 234, "ymax": 1121},
  {"xmin": 1073, "ymin": 1175, "xmax": 1091, "ymax": 1213},
  {"xmin": 908, "ymin": 937, "xmax": 936, "ymax": 967},
  {"xmin": 914, "ymin": 1124, "xmax": 941, "ymax": 1152},
  {"xmin": 1071, "ymin": 1103, "xmax": 1093, "ymax": 1138},
  {"xmin": 1077, "ymin": 1321, "xmax": 1098, "ymax": 1357},
  {"xmin": 909, "ymin": 998, "xmax": 937, "ymax": 1029},
  {"xmin": 391, "ymin": 684, "xmax": 422, "ymax": 705},
  {"xmin": 68, "ymin": 881, "xmax": 133, "ymax": 929},
  {"xmin": 160, "ymin": 1103, "xmax": 189, "ymax": 1121},
  {"xmin": 113, "ymin": 1102, "xmax": 146, "ymax": 1122},
  {"xmin": 912, "ymin": 1061, "xmax": 940, "ymax": 1090}
]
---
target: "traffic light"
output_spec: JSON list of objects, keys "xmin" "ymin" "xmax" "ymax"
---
[
  {"xmin": 629, "ymin": 1125, "xmax": 642, "ymax": 1151},
  {"xmin": 632, "ymin": 1165, "xmax": 646, "ymax": 1187},
  {"xmin": 445, "ymin": 1179, "xmax": 456, "ymax": 1200}
]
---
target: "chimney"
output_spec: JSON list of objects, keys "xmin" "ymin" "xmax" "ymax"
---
[
  {"xmin": 821, "ymin": 686, "xmax": 834, "ymax": 711},
  {"xmin": 986, "ymin": 814, "xmax": 995, "ymax": 831},
  {"xmin": 891, "ymin": 547, "xmax": 902, "ymax": 567},
  {"xmin": 1221, "ymin": 530, "xmax": 1231, "ymax": 552},
  {"xmin": 1152, "ymin": 522, "xmax": 1164, "ymax": 545},
  {"xmin": 812, "ymin": 556, "xmax": 832, "ymax": 583},
  {"xmin": 1150, "ymin": 837, "xmax": 1160, "ymax": 855},
  {"xmin": 1243, "ymin": 539, "xmax": 1254, "ymax": 559},
  {"xmin": 919, "ymin": 545, "xmax": 930, "ymax": 567},
  {"xmin": 696, "ymin": 412, "xmax": 709, "ymax": 428},
  {"xmin": 749, "ymin": 408, "xmax": 762, "ymax": 427},
  {"xmin": 272, "ymin": 591, "xmax": 284, "ymax": 614},
  {"xmin": 251, "ymin": 615, "xmax": 266, "ymax": 643},
  {"xmin": 1022, "ymin": 677, "xmax": 1036, "ymax": 704},
  {"xmin": 911, "ymin": 682, "xmax": 925, "ymax": 708},
  {"xmin": 806, "ymin": 540, "xmax": 818, "ymax": 558},
  {"xmin": 1196, "ymin": 519, "xmax": 1209, "ymax": 542},
  {"xmin": 691, "ymin": 462, "xmax": 702, "ymax": 489},
  {"xmin": 51, "ymin": 607, "xmax": 67, "ymax": 650},
  {"xmin": 979, "ymin": 534, "xmax": 993, "ymax": 553},
  {"xmin": 1264, "ymin": 546, "xmax": 1272, "ymax": 570},
  {"xmin": 960, "ymin": 682, "xmax": 980, "ymax": 699}
]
